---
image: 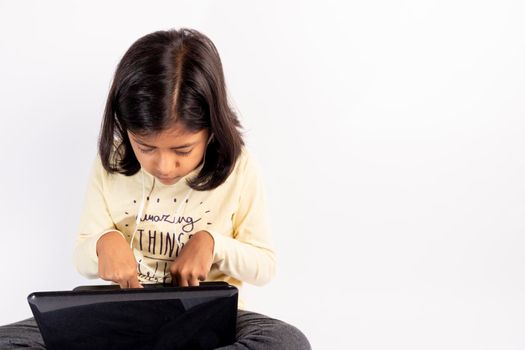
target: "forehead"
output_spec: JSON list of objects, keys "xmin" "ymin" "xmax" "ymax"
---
[{"xmin": 130, "ymin": 123, "xmax": 203, "ymax": 146}]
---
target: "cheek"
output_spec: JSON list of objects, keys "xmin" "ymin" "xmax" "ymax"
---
[
  {"xmin": 130, "ymin": 143, "xmax": 152, "ymax": 168},
  {"xmin": 179, "ymin": 157, "xmax": 197, "ymax": 173},
  {"xmin": 181, "ymin": 151, "xmax": 205, "ymax": 172},
  {"xmin": 132, "ymin": 149, "xmax": 152, "ymax": 171}
]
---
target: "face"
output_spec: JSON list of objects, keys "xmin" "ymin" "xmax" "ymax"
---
[{"xmin": 127, "ymin": 123, "xmax": 210, "ymax": 186}]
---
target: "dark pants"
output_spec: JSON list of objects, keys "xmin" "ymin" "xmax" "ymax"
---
[{"xmin": 0, "ymin": 310, "xmax": 311, "ymax": 350}]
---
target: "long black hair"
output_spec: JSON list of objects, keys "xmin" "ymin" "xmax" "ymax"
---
[{"xmin": 99, "ymin": 28, "xmax": 244, "ymax": 191}]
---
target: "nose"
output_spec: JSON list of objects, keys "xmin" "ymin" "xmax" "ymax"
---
[{"xmin": 155, "ymin": 152, "xmax": 179, "ymax": 176}]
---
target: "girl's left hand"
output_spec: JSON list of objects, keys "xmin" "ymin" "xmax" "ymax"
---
[{"xmin": 169, "ymin": 231, "xmax": 214, "ymax": 286}]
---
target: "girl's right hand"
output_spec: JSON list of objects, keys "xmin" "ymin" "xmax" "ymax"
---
[{"xmin": 96, "ymin": 231, "xmax": 143, "ymax": 289}]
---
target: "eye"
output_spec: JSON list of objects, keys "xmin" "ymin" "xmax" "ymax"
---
[
  {"xmin": 139, "ymin": 147, "xmax": 155, "ymax": 154},
  {"xmin": 175, "ymin": 150, "xmax": 192, "ymax": 157}
]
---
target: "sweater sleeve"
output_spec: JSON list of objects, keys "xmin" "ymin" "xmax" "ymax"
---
[
  {"xmin": 207, "ymin": 153, "xmax": 276, "ymax": 286},
  {"xmin": 73, "ymin": 156, "xmax": 123, "ymax": 279}
]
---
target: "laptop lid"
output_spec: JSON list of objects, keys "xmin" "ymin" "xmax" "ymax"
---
[{"xmin": 27, "ymin": 282, "xmax": 238, "ymax": 350}]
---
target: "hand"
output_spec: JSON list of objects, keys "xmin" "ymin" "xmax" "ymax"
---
[
  {"xmin": 169, "ymin": 231, "xmax": 214, "ymax": 287},
  {"xmin": 96, "ymin": 231, "xmax": 143, "ymax": 289}
]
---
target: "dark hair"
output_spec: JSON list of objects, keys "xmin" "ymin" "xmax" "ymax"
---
[{"xmin": 99, "ymin": 28, "xmax": 244, "ymax": 191}]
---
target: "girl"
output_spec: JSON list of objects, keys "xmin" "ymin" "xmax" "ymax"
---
[{"xmin": 0, "ymin": 29, "xmax": 310, "ymax": 349}]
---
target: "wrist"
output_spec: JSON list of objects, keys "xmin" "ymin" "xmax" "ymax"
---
[
  {"xmin": 96, "ymin": 231, "xmax": 126, "ymax": 256},
  {"xmin": 194, "ymin": 231, "xmax": 214, "ymax": 254}
]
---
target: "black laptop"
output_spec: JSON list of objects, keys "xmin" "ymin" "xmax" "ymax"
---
[{"xmin": 27, "ymin": 282, "xmax": 238, "ymax": 350}]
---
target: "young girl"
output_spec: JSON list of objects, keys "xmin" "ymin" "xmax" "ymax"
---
[{"xmin": 0, "ymin": 29, "xmax": 310, "ymax": 349}]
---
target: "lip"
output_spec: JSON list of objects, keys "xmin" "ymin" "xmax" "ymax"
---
[{"xmin": 157, "ymin": 176, "xmax": 180, "ymax": 184}]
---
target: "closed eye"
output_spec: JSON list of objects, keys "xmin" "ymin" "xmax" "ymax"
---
[
  {"xmin": 175, "ymin": 149, "xmax": 192, "ymax": 156},
  {"xmin": 139, "ymin": 147, "xmax": 155, "ymax": 154}
]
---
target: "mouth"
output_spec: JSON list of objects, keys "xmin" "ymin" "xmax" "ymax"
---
[{"xmin": 157, "ymin": 176, "xmax": 180, "ymax": 184}]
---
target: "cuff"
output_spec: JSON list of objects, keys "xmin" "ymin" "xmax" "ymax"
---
[
  {"xmin": 75, "ymin": 229, "xmax": 124, "ymax": 278},
  {"xmin": 203, "ymin": 229, "xmax": 229, "ymax": 264}
]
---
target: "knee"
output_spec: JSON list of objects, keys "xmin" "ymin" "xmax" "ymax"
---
[
  {"xmin": 274, "ymin": 321, "xmax": 311, "ymax": 350},
  {"xmin": 236, "ymin": 311, "xmax": 311, "ymax": 349}
]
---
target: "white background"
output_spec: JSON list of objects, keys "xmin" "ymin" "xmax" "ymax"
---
[{"xmin": 1, "ymin": 1, "xmax": 525, "ymax": 349}]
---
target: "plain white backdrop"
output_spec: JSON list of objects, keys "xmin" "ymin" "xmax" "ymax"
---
[{"xmin": 1, "ymin": 1, "xmax": 525, "ymax": 349}]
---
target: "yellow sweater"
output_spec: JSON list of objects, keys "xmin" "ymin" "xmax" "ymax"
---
[{"xmin": 74, "ymin": 147, "xmax": 276, "ymax": 306}]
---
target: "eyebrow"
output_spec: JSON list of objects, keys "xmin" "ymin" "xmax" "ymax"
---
[{"xmin": 133, "ymin": 138, "xmax": 196, "ymax": 150}]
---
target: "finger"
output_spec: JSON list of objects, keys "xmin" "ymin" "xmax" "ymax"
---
[
  {"xmin": 198, "ymin": 272, "xmax": 207, "ymax": 282},
  {"xmin": 178, "ymin": 276, "xmax": 189, "ymax": 287},
  {"xmin": 169, "ymin": 262, "xmax": 179, "ymax": 285},
  {"xmin": 170, "ymin": 274, "xmax": 179, "ymax": 287},
  {"xmin": 128, "ymin": 276, "xmax": 143, "ymax": 289},
  {"xmin": 117, "ymin": 279, "xmax": 128, "ymax": 289},
  {"xmin": 189, "ymin": 276, "xmax": 200, "ymax": 287}
]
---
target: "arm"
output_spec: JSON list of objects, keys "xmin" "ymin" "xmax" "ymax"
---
[
  {"xmin": 207, "ymin": 154, "xmax": 276, "ymax": 286},
  {"xmin": 74, "ymin": 157, "xmax": 141, "ymax": 288},
  {"xmin": 170, "ymin": 153, "xmax": 276, "ymax": 287},
  {"xmin": 74, "ymin": 157, "xmax": 117, "ymax": 278}
]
